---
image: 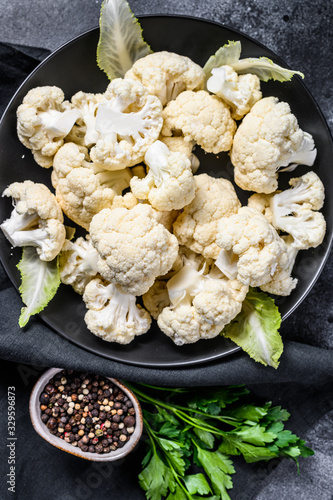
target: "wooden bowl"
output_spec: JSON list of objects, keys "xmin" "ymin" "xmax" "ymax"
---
[{"xmin": 29, "ymin": 368, "xmax": 143, "ymax": 461}]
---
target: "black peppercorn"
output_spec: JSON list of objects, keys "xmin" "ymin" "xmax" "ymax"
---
[
  {"xmin": 46, "ymin": 417, "xmax": 57, "ymax": 429},
  {"xmin": 124, "ymin": 416, "xmax": 135, "ymax": 427},
  {"xmin": 41, "ymin": 414, "xmax": 49, "ymax": 424},
  {"xmin": 39, "ymin": 393, "xmax": 50, "ymax": 405}
]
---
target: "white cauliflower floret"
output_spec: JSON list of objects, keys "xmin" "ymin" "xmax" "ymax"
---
[
  {"xmin": 216, "ymin": 206, "xmax": 288, "ymax": 287},
  {"xmin": 231, "ymin": 96, "xmax": 317, "ymax": 193},
  {"xmin": 89, "ymin": 204, "xmax": 179, "ymax": 296},
  {"xmin": 52, "ymin": 142, "xmax": 132, "ymax": 230},
  {"xmin": 70, "ymin": 91, "xmax": 106, "ymax": 147},
  {"xmin": 83, "ymin": 278, "xmax": 151, "ymax": 344},
  {"xmin": 159, "ymin": 136, "xmax": 200, "ymax": 173},
  {"xmin": 16, "ymin": 86, "xmax": 80, "ymax": 168},
  {"xmin": 270, "ymin": 171, "xmax": 326, "ymax": 249},
  {"xmin": 130, "ymin": 140, "xmax": 195, "ymax": 211},
  {"xmin": 59, "ymin": 235, "xmax": 100, "ymax": 294},
  {"xmin": 125, "ymin": 51, "xmax": 205, "ymax": 106},
  {"xmin": 162, "ymin": 90, "xmax": 236, "ymax": 154},
  {"xmin": 207, "ymin": 65, "xmax": 262, "ymax": 119},
  {"xmin": 260, "ymin": 235, "xmax": 298, "ymax": 296},
  {"xmin": 157, "ymin": 256, "xmax": 248, "ymax": 345},
  {"xmin": 247, "ymin": 192, "xmax": 275, "ymax": 224},
  {"xmin": 1, "ymin": 180, "xmax": 65, "ymax": 261},
  {"xmin": 90, "ymin": 78, "xmax": 163, "ymax": 170},
  {"xmin": 142, "ymin": 279, "xmax": 170, "ymax": 320},
  {"xmin": 173, "ymin": 173, "xmax": 241, "ymax": 259}
]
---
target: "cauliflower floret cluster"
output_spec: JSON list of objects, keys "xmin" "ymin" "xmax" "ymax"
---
[{"xmin": 3, "ymin": 47, "xmax": 326, "ymax": 348}]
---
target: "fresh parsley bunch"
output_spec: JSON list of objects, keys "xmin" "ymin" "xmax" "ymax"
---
[{"xmin": 127, "ymin": 384, "xmax": 314, "ymax": 500}]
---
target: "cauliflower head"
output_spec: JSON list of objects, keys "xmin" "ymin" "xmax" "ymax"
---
[
  {"xmin": 162, "ymin": 90, "xmax": 236, "ymax": 154},
  {"xmin": 90, "ymin": 78, "xmax": 163, "ymax": 170},
  {"xmin": 173, "ymin": 173, "xmax": 241, "ymax": 259},
  {"xmin": 59, "ymin": 235, "xmax": 100, "ymax": 294},
  {"xmin": 130, "ymin": 140, "xmax": 195, "ymax": 211},
  {"xmin": 216, "ymin": 206, "xmax": 289, "ymax": 287},
  {"xmin": 157, "ymin": 256, "xmax": 248, "ymax": 345},
  {"xmin": 207, "ymin": 65, "xmax": 262, "ymax": 120},
  {"xmin": 83, "ymin": 278, "xmax": 151, "ymax": 344},
  {"xmin": 247, "ymin": 192, "xmax": 275, "ymax": 224},
  {"xmin": 231, "ymin": 96, "xmax": 317, "ymax": 193},
  {"xmin": 89, "ymin": 204, "xmax": 179, "ymax": 296},
  {"xmin": 16, "ymin": 86, "xmax": 80, "ymax": 168},
  {"xmin": 125, "ymin": 51, "xmax": 205, "ymax": 106},
  {"xmin": 270, "ymin": 171, "xmax": 326, "ymax": 249},
  {"xmin": 1, "ymin": 180, "xmax": 65, "ymax": 261},
  {"xmin": 52, "ymin": 142, "xmax": 132, "ymax": 230}
]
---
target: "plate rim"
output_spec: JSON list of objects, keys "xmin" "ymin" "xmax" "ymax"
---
[{"xmin": 1, "ymin": 14, "xmax": 332, "ymax": 368}]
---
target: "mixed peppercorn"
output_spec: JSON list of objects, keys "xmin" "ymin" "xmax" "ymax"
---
[{"xmin": 39, "ymin": 370, "xmax": 136, "ymax": 454}]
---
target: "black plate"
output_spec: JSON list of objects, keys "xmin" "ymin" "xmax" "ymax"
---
[{"xmin": 0, "ymin": 15, "xmax": 332, "ymax": 368}]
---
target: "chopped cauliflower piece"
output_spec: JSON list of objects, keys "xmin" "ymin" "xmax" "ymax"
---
[
  {"xmin": 83, "ymin": 278, "xmax": 151, "ymax": 344},
  {"xmin": 260, "ymin": 235, "xmax": 298, "ymax": 296},
  {"xmin": 157, "ymin": 255, "xmax": 248, "ymax": 345},
  {"xmin": 173, "ymin": 173, "xmax": 241, "ymax": 259},
  {"xmin": 159, "ymin": 135, "xmax": 200, "ymax": 173},
  {"xmin": 247, "ymin": 192, "xmax": 276, "ymax": 224},
  {"xmin": 90, "ymin": 78, "xmax": 163, "ymax": 170},
  {"xmin": 125, "ymin": 51, "xmax": 205, "ymax": 106},
  {"xmin": 270, "ymin": 171, "xmax": 326, "ymax": 249},
  {"xmin": 16, "ymin": 86, "xmax": 80, "ymax": 168},
  {"xmin": 1, "ymin": 180, "xmax": 65, "ymax": 261},
  {"xmin": 89, "ymin": 204, "xmax": 179, "ymax": 296},
  {"xmin": 59, "ymin": 235, "xmax": 100, "ymax": 294},
  {"xmin": 207, "ymin": 65, "xmax": 262, "ymax": 119},
  {"xmin": 52, "ymin": 142, "xmax": 132, "ymax": 230},
  {"xmin": 70, "ymin": 91, "xmax": 105, "ymax": 147},
  {"xmin": 162, "ymin": 90, "xmax": 236, "ymax": 154},
  {"xmin": 216, "ymin": 206, "xmax": 288, "ymax": 287},
  {"xmin": 130, "ymin": 140, "xmax": 195, "ymax": 211},
  {"xmin": 231, "ymin": 96, "xmax": 317, "ymax": 193}
]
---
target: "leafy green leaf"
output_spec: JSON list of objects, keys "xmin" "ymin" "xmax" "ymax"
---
[
  {"xmin": 222, "ymin": 404, "xmax": 268, "ymax": 424},
  {"xmin": 203, "ymin": 40, "xmax": 242, "ymax": 77},
  {"xmin": 203, "ymin": 39, "xmax": 303, "ymax": 82},
  {"xmin": 166, "ymin": 485, "xmax": 188, "ymax": 500},
  {"xmin": 97, "ymin": 0, "xmax": 152, "ymax": 80},
  {"xmin": 195, "ymin": 446, "xmax": 235, "ymax": 499},
  {"xmin": 139, "ymin": 451, "xmax": 175, "ymax": 500},
  {"xmin": 17, "ymin": 247, "xmax": 60, "ymax": 327},
  {"xmin": 222, "ymin": 288, "xmax": 283, "ymax": 368},
  {"xmin": 184, "ymin": 473, "xmax": 212, "ymax": 495},
  {"xmin": 232, "ymin": 56, "xmax": 304, "ymax": 82},
  {"xmin": 193, "ymin": 427, "xmax": 215, "ymax": 449},
  {"xmin": 189, "ymin": 386, "xmax": 249, "ymax": 412}
]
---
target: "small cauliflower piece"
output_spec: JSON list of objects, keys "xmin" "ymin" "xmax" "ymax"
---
[
  {"xmin": 247, "ymin": 192, "xmax": 276, "ymax": 224},
  {"xmin": 159, "ymin": 136, "xmax": 200, "ymax": 173},
  {"xmin": 130, "ymin": 140, "xmax": 195, "ymax": 211},
  {"xmin": 173, "ymin": 173, "xmax": 241, "ymax": 259},
  {"xmin": 59, "ymin": 235, "xmax": 100, "ymax": 294},
  {"xmin": 207, "ymin": 65, "xmax": 262, "ymax": 119},
  {"xmin": 90, "ymin": 78, "xmax": 163, "ymax": 170},
  {"xmin": 70, "ymin": 91, "xmax": 105, "ymax": 147},
  {"xmin": 231, "ymin": 96, "xmax": 317, "ymax": 193},
  {"xmin": 260, "ymin": 235, "xmax": 298, "ymax": 296},
  {"xmin": 89, "ymin": 204, "xmax": 179, "ymax": 296},
  {"xmin": 83, "ymin": 278, "xmax": 151, "ymax": 344},
  {"xmin": 142, "ymin": 279, "xmax": 170, "ymax": 320},
  {"xmin": 162, "ymin": 90, "xmax": 236, "ymax": 154},
  {"xmin": 157, "ymin": 256, "xmax": 248, "ymax": 345},
  {"xmin": 1, "ymin": 180, "xmax": 65, "ymax": 261},
  {"xmin": 52, "ymin": 142, "xmax": 132, "ymax": 230},
  {"xmin": 125, "ymin": 51, "xmax": 205, "ymax": 106},
  {"xmin": 216, "ymin": 206, "xmax": 288, "ymax": 287},
  {"xmin": 270, "ymin": 171, "xmax": 326, "ymax": 249},
  {"xmin": 16, "ymin": 86, "xmax": 80, "ymax": 168}
]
